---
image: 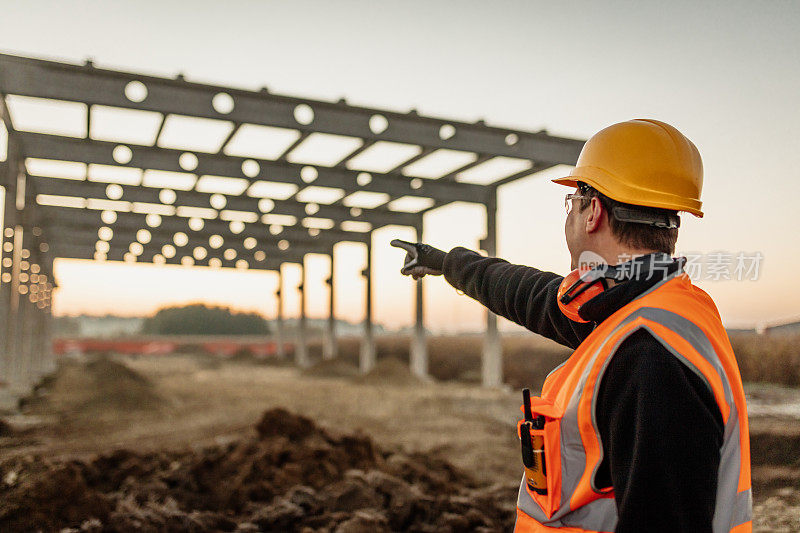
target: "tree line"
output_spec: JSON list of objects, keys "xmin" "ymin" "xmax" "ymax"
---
[{"xmin": 141, "ymin": 304, "xmax": 271, "ymax": 336}]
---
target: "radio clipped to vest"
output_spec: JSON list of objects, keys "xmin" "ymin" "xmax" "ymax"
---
[{"xmin": 520, "ymin": 388, "xmax": 547, "ymax": 494}]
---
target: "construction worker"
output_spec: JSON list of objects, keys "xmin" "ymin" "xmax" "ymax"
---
[{"xmin": 391, "ymin": 119, "xmax": 751, "ymax": 533}]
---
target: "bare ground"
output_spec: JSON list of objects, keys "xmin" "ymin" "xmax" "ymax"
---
[{"xmin": 1, "ymin": 353, "xmax": 798, "ymax": 531}]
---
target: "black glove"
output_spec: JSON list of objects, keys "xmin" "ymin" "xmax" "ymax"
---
[{"xmin": 390, "ymin": 239, "xmax": 446, "ymax": 279}]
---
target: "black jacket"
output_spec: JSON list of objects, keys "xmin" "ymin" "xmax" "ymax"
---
[{"xmin": 442, "ymin": 248, "xmax": 724, "ymax": 533}]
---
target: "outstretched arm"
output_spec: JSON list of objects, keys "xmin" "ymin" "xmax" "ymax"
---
[
  {"xmin": 389, "ymin": 240, "xmax": 592, "ymax": 348},
  {"xmin": 441, "ymin": 247, "xmax": 593, "ymax": 349}
]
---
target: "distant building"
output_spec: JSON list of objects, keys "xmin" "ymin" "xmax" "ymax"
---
[
  {"xmin": 762, "ymin": 318, "xmax": 800, "ymax": 337},
  {"xmin": 55, "ymin": 315, "xmax": 145, "ymax": 338},
  {"xmin": 726, "ymin": 328, "xmax": 758, "ymax": 335},
  {"xmin": 54, "ymin": 315, "xmax": 384, "ymax": 338},
  {"xmin": 270, "ymin": 318, "xmax": 386, "ymax": 337}
]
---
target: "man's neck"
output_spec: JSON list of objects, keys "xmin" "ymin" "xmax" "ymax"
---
[
  {"xmin": 578, "ymin": 255, "xmax": 682, "ymax": 323},
  {"xmin": 601, "ymin": 247, "xmax": 661, "ymax": 267}
]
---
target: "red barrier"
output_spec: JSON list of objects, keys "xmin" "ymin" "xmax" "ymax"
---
[{"xmin": 52, "ymin": 337, "xmax": 293, "ymax": 358}]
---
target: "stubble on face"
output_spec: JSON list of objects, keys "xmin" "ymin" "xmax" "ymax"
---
[{"xmin": 565, "ymin": 207, "xmax": 583, "ymax": 270}]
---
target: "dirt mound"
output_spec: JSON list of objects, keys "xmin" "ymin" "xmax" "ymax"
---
[
  {"xmin": 302, "ymin": 358, "xmax": 360, "ymax": 379},
  {"xmin": 22, "ymin": 357, "xmax": 164, "ymax": 419},
  {"xmin": 356, "ymin": 358, "xmax": 424, "ymax": 387},
  {"xmin": 0, "ymin": 408, "xmax": 516, "ymax": 532},
  {"xmin": 751, "ymin": 430, "xmax": 800, "ymax": 468},
  {"xmin": 83, "ymin": 358, "xmax": 162, "ymax": 410}
]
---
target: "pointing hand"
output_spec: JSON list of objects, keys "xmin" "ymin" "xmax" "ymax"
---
[{"xmin": 390, "ymin": 239, "xmax": 446, "ymax": 280}]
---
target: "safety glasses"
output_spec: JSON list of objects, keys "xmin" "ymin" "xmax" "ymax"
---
[{"xmin": 564, "ymin": 193, "xmax": 588, "ymax": 215}]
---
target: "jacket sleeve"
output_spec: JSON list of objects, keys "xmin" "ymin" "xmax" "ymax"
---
[
  {"xmin": 596, "ymin": 329, "xmax": 723, "ymax": 533},
  {"xmin": 441, "ymin": 246, "xmax": 594, "ymax": 349}
]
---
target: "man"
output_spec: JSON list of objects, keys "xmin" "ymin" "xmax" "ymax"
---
[{"xmin": 391, "ymin": 119, "xmax": 752, "ymax": 533}]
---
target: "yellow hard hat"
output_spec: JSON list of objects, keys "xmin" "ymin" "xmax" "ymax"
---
[{"xmin": 553, "ymin": 119, "xmax": 704, "ymax": 217}]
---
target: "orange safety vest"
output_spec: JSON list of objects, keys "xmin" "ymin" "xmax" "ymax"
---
[{"xmin": 515, "ymin": 272, "xmax": 752, "ymax": 533}]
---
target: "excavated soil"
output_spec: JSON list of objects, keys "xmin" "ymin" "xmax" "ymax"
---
[
  {"xmin": 301, "ymin": 358, "xmax": 360, "ymax": 380},
  {"xmin": 1, "ymin": 353, "xmax": 799, "ymax": 531},
  {"xmin": 0, "ymin": 407, "xmax": 516, "ymax": 532},
  {"xmin": 355, "ymin": 358, "xmax": 423, "ymax": 387},
  {"xmin": 20, "ymin": 356, "xmax": 165, "ymax": 422},
  {"xmin": 303, "ymin": 357, "xmax": 424, "ymax": 386}
]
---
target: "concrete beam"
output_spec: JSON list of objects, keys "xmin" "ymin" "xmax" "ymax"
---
[
  {"xmin": 18, "ymin": 132, "xmax": 487, "ymax": 207},
  {"xmin": 0, "ymin": 53, "xmax": 584, "ymax": 164}
]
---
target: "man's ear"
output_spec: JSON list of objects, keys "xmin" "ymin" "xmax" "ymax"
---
[{"xmin": 585, "ymin": 197, "xmax": 604, "ymax": 233}]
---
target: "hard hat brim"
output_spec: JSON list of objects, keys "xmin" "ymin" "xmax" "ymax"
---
[{"xmin": 552, "ymin": 175, "xmax": 704, "ymax": 218}]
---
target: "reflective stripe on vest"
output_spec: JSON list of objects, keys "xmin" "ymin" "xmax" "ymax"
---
[{"xmin": 515, "ymin": 273, "xmax": 752, "ymax": 533}]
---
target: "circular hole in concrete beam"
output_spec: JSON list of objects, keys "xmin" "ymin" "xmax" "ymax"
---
[
  {"xmin": 113, "ymin": 145, "xmax": 133, "ymax": 164},
  {"xmin": 159, "ymin": 189, "xmax": 177, "ymax": 204},
  {"xmin": 98, "ymin": 227, "xmax": 113, "ymax": 241},
  {"xmin": 210, "ymin": 194, "xmax": 227, "ymax": 210},
  {"xmin": 173, "ymin": 232, "xmax": 189, "ymax": 247},
  {"xmin": 369, "ymin": 114, "xmax": 388, "ymax": 134},
  {"xmin": 300, "ymin": 166, "xmax": 318, "ymax": 183},
  {"xmin": 258, "ymin": 198, "xmax": 274, "ymax": 213},
  {"xmin": 357, "ymin": 172, "xmax": 372, "ymax": 186},
  {"xmin": 179, "ymin": 152, "xmax": 198, "ymax": 171},
  {"xmin": 188, "ymin": 217, "xmax": 204, "ymax": 231},
  {"xmin": 124, "ymin": 81, "xmax": 148, "ymax": 102},
  {"xmin": 146, "ymin": 214, "xmax": 162, "ymax": 228},
  {"xmin": 106, "ymin": 184, "xmax": 123, "ymax": 200},
  {"xmin": 212, "ymin": 92, "xmax": 235, "ymax": 114},
  {"xmin": 101, "ymin": 210, "xmax": 117, "ymax": 224},
  {"xmin": 439, "ymin": 124, "xmax": 456, "ymax": 140},
  {"xmin": 162, "ymin": 244, "xmax": 176, "ymax": 258},
  {"xmin": 294, "ymin": 104, "xmax": 314, "ymax": 125},
  {"xmin": 137, "ymin": 229, "xmax": 152, "ymax": 243},
  {"xmin": 242, "ymin": 159, "xmax": 260, "ymax": 178}
]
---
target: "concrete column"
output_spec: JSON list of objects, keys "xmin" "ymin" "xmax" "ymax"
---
[
  {"xmin": 28, "ymin": 255, "xmax": 45, "ymax": 383},
  {"xmin": 34, "ymin": 253, "xmax": 55, "ymax": 377},
  {"xmin": 409, "ymin": 224, "xmax": 428, "ymax": 378},
  {"xmin": 42, "ymin": 282, "xmax": 55, "ymax": 375},
  {"xmin": 296, "ymin": 258, "xmax": 309, "ymax": 368},
  {"xmin": 359, "ymin": 236, "xmax": 375, "ymax": 373},
  {"xmin": 19, "ymin": 294, "xmax": 34, "ymax": 386},
  {"xmin": 481, "ymin": 193, "xmax": 503, "ymax": 387},
  {"xmin": 323, "ymin": 250, "xmax": 336, "ymax": 360},
  {"xmin": 275, "ymin": 266, "xmax": 285, "ymax": 359},
  {"xmin": 7, "ymin": 157, "xmax": 29, "ymax": 392},
  {"xmin": 10, "ymin": 227, "xmax": 26, "ymax": 388},
  {"xmin": 0, "ymin": 151, "xmax": 18, "ymax": 386},
  {"xmin": 0, "ymin": 228, "xmax": 13, "ymax": 384},
  {"xmin": 0, "ymin": 286, "xmax": 10, "ymax": 383},
  {"xmin": 29, "ymin": 296, "xmax": 42, "ymax": 383},
  {"xmin": 18, "ymin": 250, "xmax": 36, "ymax": 386},
  {"xmin": 28, "ymin": 233, "xmax": 45, "ymax": 384}
]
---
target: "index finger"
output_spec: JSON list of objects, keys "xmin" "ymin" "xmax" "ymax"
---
[{"xmin": 390, "ymin": 239, "xmax": 416, "ymax": 253}]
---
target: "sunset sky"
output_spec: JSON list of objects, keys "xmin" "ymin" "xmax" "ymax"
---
[{"xmin": 1, "ymin": 1, "xmax": 798, "ymax": 331}]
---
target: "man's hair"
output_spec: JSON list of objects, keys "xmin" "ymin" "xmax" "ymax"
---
[{"xmin": 577, "ymin": 183, "xmax": 679, "ymax": 255}]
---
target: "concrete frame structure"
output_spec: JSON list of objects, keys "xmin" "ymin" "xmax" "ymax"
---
[{"xmin": 0, "ymin": 53, "xmax": 583, "ymax": 398}]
